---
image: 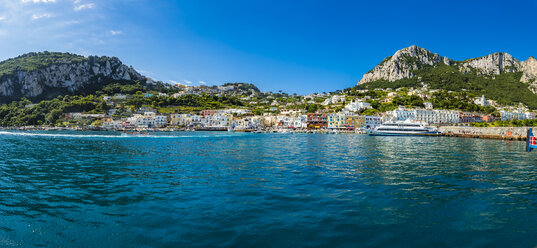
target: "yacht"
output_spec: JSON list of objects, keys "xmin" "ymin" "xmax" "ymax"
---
[{"xmin": 369, "ymin": 120, "xmax": 441, "ymax": 136}]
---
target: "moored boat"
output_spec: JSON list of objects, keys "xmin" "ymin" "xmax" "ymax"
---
[{"xmin": 369, "ymin": 120, "xmax": 441, "ymax": 136}]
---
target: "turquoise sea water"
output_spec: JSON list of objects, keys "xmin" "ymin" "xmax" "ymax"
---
[{"xmin": 1, "ymin": 131, "xmax": 537, "ymax": 247}]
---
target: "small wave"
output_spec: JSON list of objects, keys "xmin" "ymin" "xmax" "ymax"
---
[{"xmin": 0, "ymin": 131, "xmax": 239, "ymax": 139}]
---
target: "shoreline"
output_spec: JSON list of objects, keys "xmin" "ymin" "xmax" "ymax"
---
[
  {"xmin": 438, "ymin": 126, "xmax": 531, "ymax": 141},
  {"xmin": 1, "ymin": 126, "xmax": 535, "ymax": 141}
]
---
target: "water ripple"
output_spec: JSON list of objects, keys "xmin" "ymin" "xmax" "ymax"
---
[{"xmin": 1, "ymin": 132, "xmax": 537, "ymax": 247}]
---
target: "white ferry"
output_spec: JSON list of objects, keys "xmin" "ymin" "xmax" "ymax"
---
[{"xmin": 369, "ymin": 120, "xmax": 441, "ymax": 136}]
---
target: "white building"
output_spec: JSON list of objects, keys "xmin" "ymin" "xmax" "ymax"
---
[
  {"xmin": 501, "ymin": 111, "xmax": 519, "ymax": 121},
  {"xmin": 321, "ymin": 95, "xmax": 346, "ymax": 106},
  {"xmin": 233, "ymin": 116, "xmax": 263, "ymax": 129},
  {"xmin": 390, "ymin": 107, "xmax": 415, "ymax": 121},
  {"xmin": 364, "ymin": 116, "xmax": 382, "ymax": 129},
  {"xmin": 474, "ymin": 95, "xmax": 490, "ymax": 107},
  {"xmin": 388, "ymin": 107, "xmax": 459, "ymax": 124},
  {"xmin": 170, "ymin": 114, "xmax": 191, "ymax": 126},
  {"xmin": 155, "ymin": 115, "xmax": 168, "ymax": 127},
  {"xmin": 344, "ymin": 101, "xmax": 371, "ymax": 112},
  {"xmin": 102, "ymin": 120, "xmax": 124, "ymax": 129},
  {"xmin": 202, "ymin": 114, "xmax": 233, "ymax": 128},
  {"xmin": 501, "ymin": 110, "xmax": 530, "ymax": 121}
]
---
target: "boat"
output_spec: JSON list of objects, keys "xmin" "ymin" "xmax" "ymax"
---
[{"xmin": 369, "ymin": 120, "xmax": 442, "ymax": 136}]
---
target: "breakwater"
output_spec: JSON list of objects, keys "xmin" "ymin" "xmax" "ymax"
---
[{"xmin": 439, "ymin": 126, "xmax": 535, "ymax": 140}]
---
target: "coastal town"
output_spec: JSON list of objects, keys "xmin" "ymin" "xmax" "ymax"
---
[{"xmin": 27, "ymin": 82, "xmax": 536, "ymax": 133}]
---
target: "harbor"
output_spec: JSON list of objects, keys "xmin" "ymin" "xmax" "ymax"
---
[{"xmin": 2, "ymin": 129, "xmax": 537, "ymax": 247}]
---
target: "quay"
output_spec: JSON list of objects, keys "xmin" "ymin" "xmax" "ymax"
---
[{"xmin": 439, "ymin": 126, "xmax": 532, "ymax": 141}]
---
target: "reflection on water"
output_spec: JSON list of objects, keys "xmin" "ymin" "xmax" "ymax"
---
[{"xmin": 1, "ymin": 131, "xmax": 537, "ymax": 247}]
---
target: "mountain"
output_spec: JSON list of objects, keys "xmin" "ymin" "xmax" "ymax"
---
[
  {"xmin": 359, "ymin": 45, "xmax": 450, "ymax": 83},
  {"xmin": 0, "ymin": 52, "xmax": 148, "ymax": 102},
  {"xmin": 359, "ymin": 45, "xmax": 537, "ymax": 86},
  {"xmin": 356, "ymin": 45, "xmax": 537, "ymax": 108}
]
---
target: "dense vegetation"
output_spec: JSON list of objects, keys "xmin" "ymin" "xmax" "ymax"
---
[
  {"xmin": 0, "ymin": 92, "xmax": 246, "ymax": 127},
  {"xmin": 353, "ymin": 64, "xmax": 537, "ymax": 109},
  {"xmin": 471, "ymin": 119, "xmax": 537, "ymax": 127},
  {"xmin": 0, "ymin": 96, "xmax": 108, "ymax": 126},
  {"xmin": 0, "ymin": 52, "xmax": 85, "ymax": 77},
  {"xmin": 126, "ymin": 92, "xmax": 244, "ymax": 110},
  {"xmin": 345, "ymin": 87, "xmax": 495, "ymax": 114}
]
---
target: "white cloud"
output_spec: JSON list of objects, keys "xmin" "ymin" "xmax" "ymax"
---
[
  {"xmin": 32, "ymin": 13, "xmax": 52, "ymax": 19},
  {"xmin": 199, "ymin": 81, "xmax": 207, "ymax": 85},
  {"xmin": 169, "ymin": 80, "xmax": 179, "ymax": 85},
  {"xmin": 183, "ymin": 80, "xmax": 193, "ymax": 85},
  {"xmin": 0, "ymin": 0, "xmax": 134, "ymax": 64},
  {"xmin": 74, "ymin": 3, "xmax": 95, "ymax": 11},
  {"xmin": 21, "ymin": 0, "xmax": 56, "ymax": 3}
]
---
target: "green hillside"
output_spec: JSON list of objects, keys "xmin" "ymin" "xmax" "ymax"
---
[{"xmin": 355, "ymin": 64, "xmax": 537, "ymax": 109}]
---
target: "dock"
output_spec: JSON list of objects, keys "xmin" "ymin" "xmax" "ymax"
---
[{"xmin": 439, "ymin": 126, "xmax": 532, "ymax": 141}]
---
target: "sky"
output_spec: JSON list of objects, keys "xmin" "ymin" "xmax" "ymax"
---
[{"xmin": 0, "ymin": 0, "xmax": 536, "ymax": 94}]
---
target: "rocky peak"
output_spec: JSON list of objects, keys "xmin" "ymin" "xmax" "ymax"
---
[
  {"xmin": 521, "ymin": 56, "xmax": 537, "ymax": 84},
  {"xmin": 458, "ymin": 52, "xmax": 521, "ymax": 75},
  {"xmin": 0, "ymin": 52, "xmax": 145, "ymax": 99},
  {"xmin": 358, "ymin": 45, "xmax": 447, "ymax": 84},
  {"xmin": 357, "ymin": 46, "xmax": 537, "ymax": 86}
]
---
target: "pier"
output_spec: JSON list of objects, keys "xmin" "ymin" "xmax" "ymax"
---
[{"xmin": 439, "ymin": 126, "xmax": 532, "ymax": 141}]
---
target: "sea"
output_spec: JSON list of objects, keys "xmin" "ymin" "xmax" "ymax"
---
[{"xmin": 1, "ymin": 130, "xmax": 537, "ymax": 247}]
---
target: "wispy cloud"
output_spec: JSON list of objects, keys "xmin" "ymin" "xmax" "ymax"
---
[
  {"xmin": 169, "ymin": 80, "xmax": 179, "ymax": 85},
  {"xmin": 32, "ymin": 13, "xmax": 52, "ymax": 19},
  {"xmin": 21, "ymin": 0, "xmax": 56, "ymax": 3},
  {"xmin": 199, "ymin": 81, "xmax": 207, "ymax": 85},
  {"xmin": 74, "ymin": 2, "xmax": 95, "ymax": 11},
  {"xmin": 0, "ymin": 0, "xmax": 138, "ymax": 67},
  {"xmin": 110, "ymin": 30, "xmax": 122, "ymax": 35},
  {"xmin": 183, "ymin": 80, "xmax": 193, "ymax": 85}
]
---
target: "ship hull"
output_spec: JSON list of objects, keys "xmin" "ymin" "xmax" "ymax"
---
[{"xmin": 369, "ymin": 131, "xmax": 441, "ymax": 136}]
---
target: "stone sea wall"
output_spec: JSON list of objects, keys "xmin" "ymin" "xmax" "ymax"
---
[{"xmin": 439, "ymin": 126, "xmax": 536, "ymax": 141}]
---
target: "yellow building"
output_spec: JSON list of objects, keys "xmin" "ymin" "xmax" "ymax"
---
[
  {"xmin": 328, "ymin": 113, "xmax": 345, "ymax": 129},
  {"xmin": 344, "ymin": 115, "xmax": 365, "ymax": 129}
]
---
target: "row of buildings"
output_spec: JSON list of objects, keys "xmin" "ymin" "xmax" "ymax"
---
[
  {"xmin": 95, "ymin": 107, "xmax": 384, "ymax": 130},
  {"xmin": 500, "ymin": 110, "xmax": 536, "ymax": 121},
  {"xmin": 306, "ymin": 113, "xmax": 382, "ymax": 130},
  {"xmin": 384, "ymin": 107, "xmax": 537, "ymax": 124}
]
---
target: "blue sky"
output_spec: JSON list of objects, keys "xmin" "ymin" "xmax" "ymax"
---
[{"xmin": 0, "ymin": 0, "xmax": 536, "ymax": 93}]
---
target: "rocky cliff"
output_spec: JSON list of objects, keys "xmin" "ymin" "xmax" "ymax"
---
[
  {"xmin": 359, "ymin": 45, "xmax": 448, "ymax": 83},
  {"xmin": 358, "ymin": 46, "xmax": 537, "ymax": 87},
  {"xmin": 0, "ymin": 52, "xmax": 145, "ymax": 100}
]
